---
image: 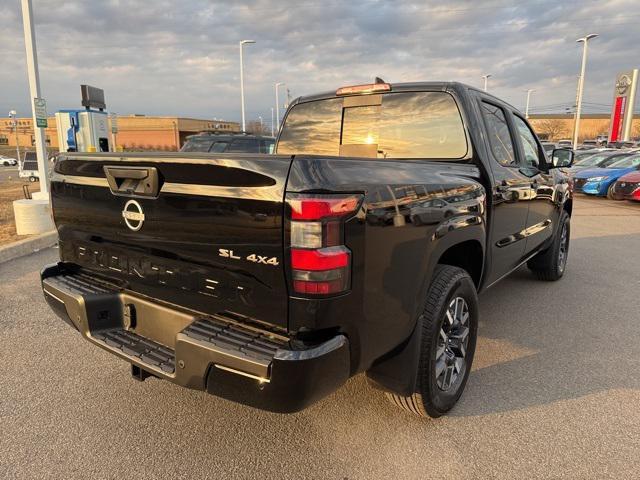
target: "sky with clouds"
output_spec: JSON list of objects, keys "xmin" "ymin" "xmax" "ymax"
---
[{"xmin": 1, "ymin": 0, "xmax": 639, "ymax": 127}]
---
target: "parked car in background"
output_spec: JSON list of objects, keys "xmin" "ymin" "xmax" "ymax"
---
[
  {"xmin": 569, "ymin": 151, "xmax": 629, "ymax": 174},
  {"xmin": 573, "ymin": 154, "xmax": 640, "ymax": 198},
  {"xmin": 607, "ymin": 141, "xmax": 636, "ymax": 149},
  {"xmin": 19, "ymin": 151, "xmax": 39, "ymax": 182},
  {"xmin": 579, "ymin": 140, "xmax": 597, "ymax": 149},
  {"xmin": 541, "ymin": 142, "xmax": 556, "ymax": 154},
  {"xmin": 611, "ymin": 171, "xmax": 640, "ymax": 201},
  {"xmin": 0, "ymin": 155, "xmax": 18, "ymax": 166},
  {"xmin": 557, "ymin": 139, "xmax": 573, "ymax": 148},
  {"xmin": 180, "ymin": 133, "xmax": 275, "ymax": 154}
]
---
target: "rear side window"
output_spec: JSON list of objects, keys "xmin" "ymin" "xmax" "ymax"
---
[
  {"xmin": 481, "ymin": 102, "xmax": 516, "ymax": 166},
  {"xmin": 260, "ymin": 139, "xmax": 275, "ymax": 154},
  {"xmin": 277, "ymin": 92, "xmax": 468, "ymax": 159},
  {"xmin": 227, "ymin": 138, "xmax": 260, "ymax": 153}
]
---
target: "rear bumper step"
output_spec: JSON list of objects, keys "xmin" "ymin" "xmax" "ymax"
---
[{"xmin": 41, "ymin": 263, "xmax": 350, "ymax": 412}]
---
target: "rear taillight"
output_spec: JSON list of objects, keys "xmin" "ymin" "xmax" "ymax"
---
[{"xmin": 286, "ymin": 193, "xmax": 362, "ymax": 296}]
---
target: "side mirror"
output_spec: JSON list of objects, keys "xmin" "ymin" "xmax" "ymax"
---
[{"xmin": 551, "ymin": 148, "xmax": 574, "ymax": 168}]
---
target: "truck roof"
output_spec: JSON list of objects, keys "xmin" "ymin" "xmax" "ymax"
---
[{"xmin": 291, "ymin": 81, "xmax": 518, "ymax": 112}]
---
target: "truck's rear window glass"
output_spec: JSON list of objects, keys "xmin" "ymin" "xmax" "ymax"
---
[{"xmin": 277, "ymin": 92, "xmax": 468, "ymax": 159}]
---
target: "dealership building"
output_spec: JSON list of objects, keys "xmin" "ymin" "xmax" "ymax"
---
[
  {"xmin": 0, "ymin": 115, "xmax": 240, "ymax": 152},
  {"xmin": 1, "ymin": 112, "xmax": 638, "ymax": 152}
]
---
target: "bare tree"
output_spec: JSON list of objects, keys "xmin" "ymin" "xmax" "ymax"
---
[
  {"xmin": 245, "ymin": 119, "xmax": 269, "ymax": 135},
  {"xmin": 533, "ymin": 119, "xmax": 569, "ymax": 141}
]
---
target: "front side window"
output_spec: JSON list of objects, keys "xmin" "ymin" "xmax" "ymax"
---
[
  {"xmin": 210, "ymin": 141, "xmax": 229, "ymax": 152},
  {"xmin": 277, "ymin": 92, "xmax": 468, "ymax": 159},
  {"xmin": 513, "ymin": 115, "xmax": 541, "ymax": 168},
  {"xmin": 481, "ymin": 102, "xmax": 515, "ymax": 166},
  {"xmin": 608, "ymin": 155, "xmax": 640, "ymax": 169},
  {"xmin": 181, "ymin": 137, "xmax": 214, "ymax": 152}
]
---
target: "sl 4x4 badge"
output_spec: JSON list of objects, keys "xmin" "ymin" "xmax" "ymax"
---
[{"xmin": 218, "ymin": 249, "xmax": 279, "ymax": 266}]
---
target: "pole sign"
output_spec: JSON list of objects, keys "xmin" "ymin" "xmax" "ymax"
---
[
  {"xmin": 33, "ymin": 97, "xmax": 47, "ymax": 128},
  {"xmin": 609, "ymin": 69, "xmax": 638, "ymax": 143},
  {"xmin": 110, "ymin": 113, "xmax": 118, "ymax": 133}
]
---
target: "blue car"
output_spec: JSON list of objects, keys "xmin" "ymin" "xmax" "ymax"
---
[{"xmin": 573, "ymin": 154, "xmax": 640, "ymax": 198}]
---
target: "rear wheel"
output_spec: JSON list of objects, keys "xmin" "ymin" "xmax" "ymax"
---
[
  {"xmin": 386, "ymin": 265, "xmax": 478, "ymax": 418},
  {"xmin": 527, "ymin": 211, "xmax": 570, "ymax": 281}
]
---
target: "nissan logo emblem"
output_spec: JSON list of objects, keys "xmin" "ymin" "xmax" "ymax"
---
[
  {"xmin": 616, "ymin": 75, "xmax": 632, "ymax": 95},
  {"xmin": 122, "ymin": 200, "xmax": 145, "ymax": 231}
]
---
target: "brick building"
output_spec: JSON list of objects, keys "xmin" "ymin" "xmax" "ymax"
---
[
  {"xmin": 2, "ymin": 113, "xmax": 638, "ymax": 152},
  {"xmin": 0, "ymin": 115, "xmax": 240, "ymax": 152}
]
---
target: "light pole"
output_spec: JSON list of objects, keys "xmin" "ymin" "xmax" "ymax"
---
[
  {"xmin": 524, "ymin": 89, "xmax": 535, "ymax": 118},
  {"xmin": 9, "ymin": 110, "xmax": 20, "ymax": 161},
  {"xmin": 482, "ymin": 74, "xmax": 492, "ymax": 92},
  {"xmin": 275, "ymin": 82, "xmax": 285, "ymax": 131},
  {"xmin": 572, "ymin": 33, "xmax": 598, "ymax": 148},
  {"xmin": 20, "ymin": 0, "xmax": 50, "ymax": 194},
  {"xmin": 239, "ymin": 39, "xmax": 255, "ymax": 132},
  {"xmin": 270, "ymin": 107, "xmax": 274, "ymax": 137},
  {"xmin": 258, "ymin": 115, "xmax": 263, "ymax": 134}
]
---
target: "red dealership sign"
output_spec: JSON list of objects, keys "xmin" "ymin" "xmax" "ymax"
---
[{"xmin": 609, "ymin": 70, "xmax": 638, "ymax": 143}]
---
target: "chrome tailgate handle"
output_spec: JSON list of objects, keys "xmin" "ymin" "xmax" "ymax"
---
[{"xmin": 103, "ymin": 165, "xmax": 160, "ymax": 197}]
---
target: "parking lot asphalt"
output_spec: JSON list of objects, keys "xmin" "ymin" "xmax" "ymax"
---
[
  {"xmin": 0, "ymin": 167, "xmax": 20, "ymax": 183},
  {"xmin": 1, "ymin": 196, "xmax": 639, "ymax": 479}
]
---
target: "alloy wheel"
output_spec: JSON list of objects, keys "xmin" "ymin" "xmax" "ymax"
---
[
  {"xmin": 558, "ymin": 222, "xmax": 569, "ymax": 272},
  {"xmin": 435, "ymin": 296, "xmax": 470, "ymax": 391}
]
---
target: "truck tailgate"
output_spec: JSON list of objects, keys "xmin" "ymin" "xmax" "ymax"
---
[{"xmin": 51, "ymin": 152, "xmax": 293, "ymax": 330}]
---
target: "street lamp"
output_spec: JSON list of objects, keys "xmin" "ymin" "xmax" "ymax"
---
[
  {"xmin": 271, "ymin": 107, "xmax": 274, "ymax": 137},
  {"xmin": 20, "ymin": 0, "xmax": 50, "ymax": 194},
  {"xmin": 482, "ymin": 74, "xmax": 492, "ymax": 92},
  {"xmin": 239, "ymin": 39, "xmax": 255, "ymax": 132},
  {"xmin": 275, "ymin": 82, "xmax": 285, "ymax": 132},
  {"xmin": 524, "ymin": 89, "xmax": 535, "ymax": 118},
  {"xmin": 9, "ymin": 110, "xmax": 20, "ymax": 161},
  {"xmin": 572, "ymin": 33, "xmax": 598, "ymax": 148}
]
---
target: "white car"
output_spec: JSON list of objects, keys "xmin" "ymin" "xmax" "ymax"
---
[{"xmin": 0, "ymin": 155, "xmax": 18, "ymax": 166}]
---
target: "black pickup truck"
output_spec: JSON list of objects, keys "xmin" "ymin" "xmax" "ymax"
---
[{"xmin": 41, "ymin": 81, "xmax": 573, "ymax": 417}]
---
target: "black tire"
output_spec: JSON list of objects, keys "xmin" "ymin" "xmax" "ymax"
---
[
  {"xmin": 386, "ymin": 265, "xmax": 478, "ymax": 418},
  {"xmin": 527, "ymin": 210, "xmax": 570, "ymax": 281},
  {"xmin": 606, "ymin": 184, "xmax": 616, "ymax": 200}
]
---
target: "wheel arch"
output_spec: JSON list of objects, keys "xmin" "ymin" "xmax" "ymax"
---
[
  {"xmin": 366, "ymin": 224, "xmax": 485, "ymax": 396},
  {"xmin": 563, "ymin": 197, "xmax": 573, "ymax": 216},
  {"xmin": 436, "ymin": 239, "xmax": 484, "ymax": 288}
]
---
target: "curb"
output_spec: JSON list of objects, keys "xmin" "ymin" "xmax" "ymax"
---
[{"xmin": 0, "ymin": 231, "xmax": 58, "ymax": 264}]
